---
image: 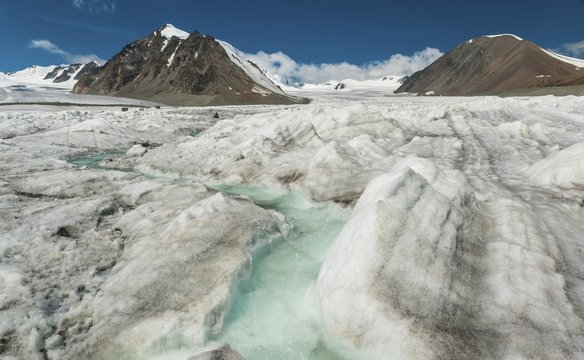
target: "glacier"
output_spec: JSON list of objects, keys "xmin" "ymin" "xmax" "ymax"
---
[{"xmin": 1, "ymin": 93, "xmax": 584, "ymax": 359}]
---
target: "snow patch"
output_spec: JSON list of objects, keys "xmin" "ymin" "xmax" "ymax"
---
[
  {"xmin": 161, "ymin": 39, "xmax": 169, "ymax": 52},
  {"xmin": 484, "ymin": 34, "xmax": 524, "ymax": 41},
  {"xmin": 216, "ymin": 40, "xmax": 285, "ymax": 96},
  {"xmin": 540, "ymin": 48, "xmax": 584, "ymax": 68},
  {"xmin": 159, "ymin": 24, "xmax": 189, "ymax": 40},
  {"xmin": 167, "ymin": 44, "xmax": 181, "ymax": 67}
]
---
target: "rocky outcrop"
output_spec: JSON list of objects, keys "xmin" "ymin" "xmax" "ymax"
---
[
  {"xmin": 73, "ymin": 62, "xmax": 100, "ymax": 80},
  {"xmin": 42, "ymin": 63, "xmax": 100, "ymax": 83},
  {"xmin": 73, "ymin": 24, "xmax": 303, "ymax": 106},
  {"xmin": 188, "ymin": 344, "xmax": 246, "ymax": 360},
  {"xmin": 395, "ymin": 35, "xmax": 584, "ymax": 95}
]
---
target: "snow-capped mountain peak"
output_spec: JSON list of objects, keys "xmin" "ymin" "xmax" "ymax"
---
[
  {"xmin": 73, "ymin": 25, "xmax": 300, "ymax": 105},
  {"xmin": 158, "ymin": 24, "xmax": 190, "ymax": 40}
]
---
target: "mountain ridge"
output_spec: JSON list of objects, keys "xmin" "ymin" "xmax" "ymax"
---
[
  {"xmin": 395, "ymin": 34, "xmax": 584, "ymax": 96},
  {"xmin": 72, "ymin": 24, "xmax": 304, "ymax": 106},
  {"xmin": 1, "ymin": 62, "xmax": 99, "ymax": 88}
]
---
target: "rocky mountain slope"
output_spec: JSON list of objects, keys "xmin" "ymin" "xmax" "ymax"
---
[
  {"xmin": 73, "ymin": 24, "xmax": 302, "ymax": 106},
  {"xmin": 395, "ymin": 34, "xmax": 584, "ymax": 95}
]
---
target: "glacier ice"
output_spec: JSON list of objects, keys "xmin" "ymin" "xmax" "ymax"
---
[{"xmin": 1, "ymin": 94, "xmax": 584, "ymax": 359}]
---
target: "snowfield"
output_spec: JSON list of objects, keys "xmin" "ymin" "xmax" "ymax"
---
[
  {"xmin": 1, "ymin": 92, "xmax": 584, "ymax": 359},
  {"xmin": 0, "ymin": 69, "xmax": 162, "ymax": 108}
]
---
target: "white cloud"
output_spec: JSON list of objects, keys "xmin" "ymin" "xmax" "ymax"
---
[
  {"xmin": 72, "ymin": 0, "xmax": 117, "ymax": 13},
  {"xmin": 29, "ymin": 39, "xmax": 106, "ymax": 65},
  {"xmin": 244, "ymin": 48, "xmax": 443, "ymax": 84},
  {"xmin": 562, "ymin": 40, "xmax": 584, "ymax": 57}
]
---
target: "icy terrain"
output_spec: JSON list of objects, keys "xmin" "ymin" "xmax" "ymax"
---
[
  {"xmin": 0, "ymin": 67, "xmax": 161, "ymax": 108},
  {"xmin": 1, "ymin": 93, "xmax": 584, "ymax": 359}
]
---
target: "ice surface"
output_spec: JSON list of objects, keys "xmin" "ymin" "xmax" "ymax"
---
[{"xmin": 1, "ymin": 93, "xmax": 584, "ymax": 359}]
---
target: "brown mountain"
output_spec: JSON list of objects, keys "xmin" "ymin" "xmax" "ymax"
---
[
  {"xmin": 395, "ymin": 34, "xmax": 584, "ymax": 96},
  {"xmin": 73, "ymin": 24, "xmax": 303, "ymax": 106}
]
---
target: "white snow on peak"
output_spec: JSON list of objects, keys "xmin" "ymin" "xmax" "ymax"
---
[
  {"xmin": 540, "ymin": 48, "xmax": 584, "ymax": 68},
  {"xmin": 484, "ymin": 34, "xmax": 524, "ymax": 41},
  {"xmin": 217, "ymin": 40, "xmax": 286, "ymax": 95},
  {"xmin": 160, "ymin": 24, "xmax": 189, "ymax": 40}
]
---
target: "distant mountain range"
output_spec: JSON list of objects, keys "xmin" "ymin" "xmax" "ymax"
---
[
  {"xmin": 3, "ymin": 30, "xmax": 584, "ymax": 105},
  {"xmin": 396, "ymin": 34, "xmax": 584, "ymax": 96},
  {"xmin": 267, "ymin": 74, "xmax": 407, "ymax": 93}
]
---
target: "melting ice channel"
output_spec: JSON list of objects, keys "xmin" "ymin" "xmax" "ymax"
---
[{"xmin": 72, "ymin": 154, "xmax": 359, "ymax": 360}]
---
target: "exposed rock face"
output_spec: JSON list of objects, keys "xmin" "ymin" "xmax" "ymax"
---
[
  {"xmin": 396, "ymin": 35, "xmax": 584, "ymax": 95},
  {"xmin": 73, "ymin": 24, "xmax": 301, "ymax": 106},
  {"xmin": 188, "ymin": 344, "xmax": 246, "ymax": 360},
  {"xmin": 44, "ymin": 64, "xmax": 81, "ymax": 82},
  {"xmin": 73, "ymin": 62, "xmax": 100, "ymax": 80},
  {"xmin": 42, "ymin": 63, "xmax": 100, "ymax": 83}
]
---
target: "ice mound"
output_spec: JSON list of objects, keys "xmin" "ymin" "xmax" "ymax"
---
[
  {"xmin": 317, "ymin": 156, "xmax": 477, "ymax": 358},
  {"xmin": 527, "ymin": 142, "xmax": 584, "ymax": 188},
  {"xmin": 304, "ymin": 136, "xmax": 398, "ymax": 202},
  {"xmin": 136, "ymin": 111, "xmax": 324, "ymax": 183},
  {"xmin": 135, "ymin": 103, "xmax": 440, "ymax": 202},
  {"xmin": 317, "ymin": 152, "xmax": 584, "ymax": 358},
  {"xmin": 58, "ymin": 191, "xmax": 288, "ymax": 358}
]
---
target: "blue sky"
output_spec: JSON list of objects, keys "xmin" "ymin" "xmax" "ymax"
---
[{"xmin": 1, "ymin": 0, "xmax": 584, "ymax": 81}]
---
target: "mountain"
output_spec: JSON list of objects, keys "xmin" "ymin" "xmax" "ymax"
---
[
  {"xmin": 290, "ymin": 76, "xmax": 407, "ymax": 93},
  {"xmin": 254, "ymin": 64, "xmax": 407, "ymax": 94},
  {"xmin": 72, "ymin": 24, "xmax": 303, "ymax": 106},
  {"xmin": 1, "ymin": 62, "xmax": 100, "ymax": 89},
  {"xmin": 395, "ymin": 34, "xmax": 584, "ymax": 96}
]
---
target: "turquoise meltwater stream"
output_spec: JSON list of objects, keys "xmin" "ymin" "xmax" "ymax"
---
[
  {"xmin": 71, "ymin": 153, "xmax": 358, "ymax": 359},
  {"xmin": 205, "ymin": 184, "xmax": 354, "ymax": 360}
]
